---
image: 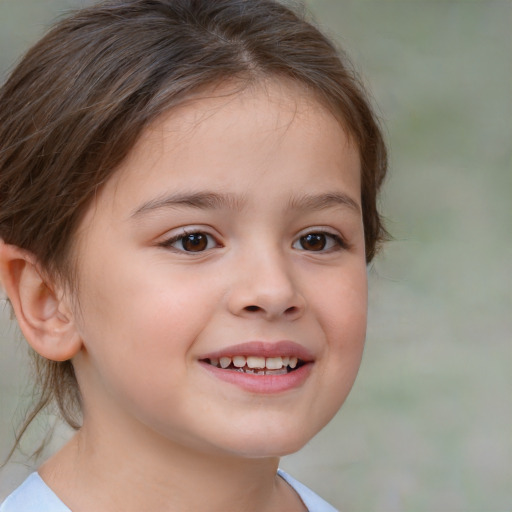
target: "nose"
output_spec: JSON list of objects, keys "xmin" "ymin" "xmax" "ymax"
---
[{"xmin": 227, "ymin": 250, "xmax": 306, "ymax": 321}]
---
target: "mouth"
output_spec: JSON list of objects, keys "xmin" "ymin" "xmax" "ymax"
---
[
  {"xmin": 197, "ymin": 341, "xmax": 313, "ymax": 393},
  {"xmin": 200, "ymin": 355, "xmax": 305, "ymax": 375}
]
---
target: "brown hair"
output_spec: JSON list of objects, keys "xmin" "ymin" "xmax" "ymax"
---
[{"xmin": 0, "ymin": 0, "xmax": 388, "ymax": 452}]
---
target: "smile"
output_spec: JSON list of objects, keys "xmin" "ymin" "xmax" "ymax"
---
[
  {"xmin": 198, "ymin": 341, "xmax": 313, "ymax": 393},
  {"xmin": 202, "ymin": 355, "xmax": 303, "ymax": 375}
]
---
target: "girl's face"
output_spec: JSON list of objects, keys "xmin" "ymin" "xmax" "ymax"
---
[{"xmin": 70, "ymin": 80, "xmax": 367, "ymax": 458}]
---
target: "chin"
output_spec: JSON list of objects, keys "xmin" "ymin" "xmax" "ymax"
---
[{"xmin": 216, "ymin": 422, "xmax": 322, "ymax": 459}]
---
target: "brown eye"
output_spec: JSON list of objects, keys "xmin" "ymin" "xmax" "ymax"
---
[
  {"xmin": 162, "ymin": 231, "xmax": 217, "ymax": 252},
  {"xmin": 292, "ymin": 231, "xmax": 345, "ymax": 252},
  {"xmin": 300, "ymin": 233, "xmax": 326, "ymax": 251},
  {"xmin": 181, "ymin": 233, "xmax": 209, "ymax": 252}
]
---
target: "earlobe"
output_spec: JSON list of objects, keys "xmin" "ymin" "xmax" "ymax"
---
[{"xmin": 0, "ymin": 241, "xmax": 82, "ymax": 361}]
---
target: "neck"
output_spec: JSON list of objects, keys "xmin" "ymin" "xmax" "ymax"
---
[{"xmin": 39, "ymin": 421, "xmax": 302, "ymax": 512}]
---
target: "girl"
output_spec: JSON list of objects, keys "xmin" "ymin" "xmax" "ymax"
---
[{"xmin": 0, "ymin": 0, "xmax": 388, "ymax": 510}]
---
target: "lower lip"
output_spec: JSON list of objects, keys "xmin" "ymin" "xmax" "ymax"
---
[{"xmin": 199, "ymin": 362, "xmax": 313, "ymax": 394}]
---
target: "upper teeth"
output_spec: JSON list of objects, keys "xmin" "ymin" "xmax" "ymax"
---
[{"xmin": 210, "ymin": 356, "xmax": 298, "ymax": 370}]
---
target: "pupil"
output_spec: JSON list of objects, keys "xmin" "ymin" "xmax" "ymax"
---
[
  {"xmin": 182, "ymin": 233, "xmax": 207, "ymax": 251},
  {"xmin": 301, "ymin": 233, "xmax": 326, "ymax": 251}
]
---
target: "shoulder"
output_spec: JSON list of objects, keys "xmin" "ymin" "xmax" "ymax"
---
[
  {"xmin": 277, "ymin": 469, "xmax": 339, "ymax": 512},
  {"xmin": 0, "ymin": 473, "xmax": 71, "ymax": 512}
]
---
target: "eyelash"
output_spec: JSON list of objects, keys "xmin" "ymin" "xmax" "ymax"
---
[
  {"xmin": 292, "ymin": 231, "xmax": 348, "ymax": 252},
  {"xmin": 159, "ymin": 229, "xmax": 347, "ymax": 253},
  {"xmin": 159, "ymin": 230, "xmax": 220, "ymax": 253}
]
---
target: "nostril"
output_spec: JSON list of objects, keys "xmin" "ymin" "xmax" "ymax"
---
[
  {"xmin": 284, "ymin": 306, "xmax": 298, "ymax": 315},
  {"xmin": 245, "ymin": 305, "xmax": 261, "ymax": 312}
]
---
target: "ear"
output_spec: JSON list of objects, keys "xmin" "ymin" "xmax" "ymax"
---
[{"xmin": 0, "ymin": 240, "xmax": 82, "ymax": 361}]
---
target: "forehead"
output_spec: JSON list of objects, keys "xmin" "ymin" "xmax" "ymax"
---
[
  {"xmin": 87, "ymin": 79, "xmax": 361, "ymax": 218},
  {"xmin": 142, "ymin": 80, "xmax": 348, "ymax": 147}
]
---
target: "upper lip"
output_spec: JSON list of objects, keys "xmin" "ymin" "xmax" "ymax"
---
[{"xmin": 198, "ymin": 341, "xmax": 314, "ymax": 362}]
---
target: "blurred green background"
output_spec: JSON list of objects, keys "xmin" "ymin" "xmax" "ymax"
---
[{"xmin": 0, "ymin": 1, "xmax": 510, "ymax": 510}]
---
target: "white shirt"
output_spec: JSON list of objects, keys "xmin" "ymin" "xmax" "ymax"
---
[{"xmin": 0, "ymin": 470, "xmax": 339, "ymax": 511}]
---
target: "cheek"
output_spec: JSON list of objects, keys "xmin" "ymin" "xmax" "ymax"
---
[
  {"xmin": 298, "ymin": 285, "xmax": 366, "ymax": 438},
  {"xmin": 318, "ymin": 261, "xmax": 368, "ymax": 341},
  {"xmin": 73, "ymin": 257, "xmax": 217, "ymax": 387},
  {"xmin": 315, "ymin": 263, "xmax": 367, "ymax": 400},
  {"xmin": 72, "ymin": 284, "xmax": 195, "ymax": 428}
]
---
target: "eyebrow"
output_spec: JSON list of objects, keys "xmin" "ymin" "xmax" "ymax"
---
[
  {"xmin": 131, "ymin": 190, "xmax": 360, "ymax": 218},
  {"xmin": 287, "ymin": 192, "xmax": 361, "ymax": 214},
  {"xmin": 131, "ymin": 191, "xmax": 244, "ymax": 217}
]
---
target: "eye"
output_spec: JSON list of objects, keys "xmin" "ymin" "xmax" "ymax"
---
[
  {"xmin": 161, "ymin": 231, "xmax": 219, "ymax": 252},
  {"xmin": 292, "ymin": 231, "xmax": 345, "ymax": 252}
]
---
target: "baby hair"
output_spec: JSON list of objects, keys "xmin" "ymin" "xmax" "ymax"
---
[{"xmin": 0, "ymin": 0, "xmax": 387, "ymax": 452}]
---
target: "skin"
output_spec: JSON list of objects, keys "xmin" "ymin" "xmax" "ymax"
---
[{"xmin": 1, "ymin": 80, "xmax": 367, "ymax": 511}]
